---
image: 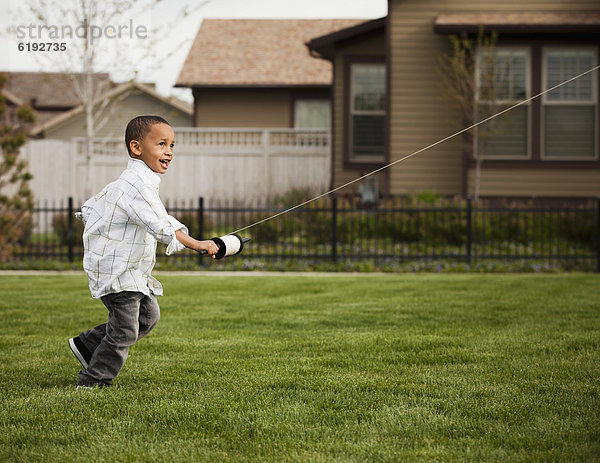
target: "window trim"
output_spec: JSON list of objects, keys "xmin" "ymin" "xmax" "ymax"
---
[
  {"xmin": 474, "ymin": 46, "xmax": 532, "ymax": 160},
  {"xmin": 344, "ymin": 55, "xmax": 387, "ymax": 168},
  {"xmin": 293, "ymin": 98, "xmax": 331, "ymax": 130},
  {"xmin": 468, "ymin": 41, "xmax": 600, "ymax": 170},
  {"xmin": 541, "ymin": 46, "xmax": 599, "ymax": 161}
]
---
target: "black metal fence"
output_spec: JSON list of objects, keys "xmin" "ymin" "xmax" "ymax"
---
[{"xmin": 12, "ymin": 196, "xmax": 600, "ymax": 271}]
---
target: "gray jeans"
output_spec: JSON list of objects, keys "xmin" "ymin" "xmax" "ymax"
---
[{"xmin": 77, "ymin": 291, "xmax": 160, "ymax": 386}]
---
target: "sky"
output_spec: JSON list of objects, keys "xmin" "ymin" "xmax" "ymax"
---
[{"xmin": 1, "ymin": 0, "xmax": 388, "ymax": 102}]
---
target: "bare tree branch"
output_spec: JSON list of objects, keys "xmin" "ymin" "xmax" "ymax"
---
[{"xmin": 10, "ymin": 0, "xmax": 208, "ymax": 197}]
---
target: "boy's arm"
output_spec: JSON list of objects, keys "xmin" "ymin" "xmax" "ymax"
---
[
  {"xmin": 124, "ymin": 186, "xmax": 217, "ymax": 256},
  {"xmin": 175, "ymin": 229, "xmax": 219, "ymax": 258}
]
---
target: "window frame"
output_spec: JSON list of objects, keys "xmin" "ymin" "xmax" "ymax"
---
[
  {"xmin": 344, "ymin": 55, "xmax": 387, "ymax": 168},
  {"xmin": 468, "ymin": 41, "xmax": 600, "ymax": 170},
  {"xmin": 474, "ymin": 46, "xmax": 532, "ymax": 160},
  {"xmin": 293, "ymin": 98, "xmax": 331, "ymax": 130},
  {"xmin": 541, "ymin": 46, "xmax": 599, "ymax": 161}
]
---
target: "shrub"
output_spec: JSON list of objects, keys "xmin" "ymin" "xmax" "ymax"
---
[
  {"xmin": 556, "ymin": 210, "xmax": 595, "ymax": 247},
  {"xmin": 52, "ymin": 213, "xmax": 84, "ymax": 246},
  {"xmin": 169, "ymin": 211, "xmax": 214, "ymax": 239}
]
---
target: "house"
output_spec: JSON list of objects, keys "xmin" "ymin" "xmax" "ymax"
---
[
  {"xmin": 307, "ymin": 1, "xmax": 600, "ymax": 200},
  {"xmin": 3, "ymin": 72, "xmax": 193, "ymax": 140},
  {"xmin": 4, "ymin": 72, "xmax": 113, "ymax": 127},
  {"xmin": 29, "ymin": 81, "xmax": 193, "ymax": 140},
  {"xmin": 175, "ymin": 19, "xmax": 364, "ymax": 129}
]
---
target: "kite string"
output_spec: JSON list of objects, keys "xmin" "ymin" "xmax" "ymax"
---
[{"xmin": 231, "ymin": 64, "xmax": 600, "ymax": 235}]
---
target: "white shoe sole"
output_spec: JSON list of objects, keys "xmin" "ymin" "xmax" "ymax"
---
[{"xmin": 69, "ymin": 338, "xmax": 89, "ymax": 369}]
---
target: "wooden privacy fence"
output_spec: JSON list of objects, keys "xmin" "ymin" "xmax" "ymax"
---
[{"xmin": 21, "ymin": 128, "xmax": 331, "ymax": 204}]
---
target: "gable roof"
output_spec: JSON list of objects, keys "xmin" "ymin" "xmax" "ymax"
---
[
  {"xmin": 4, "ymin": 72, "xmax": 113, "ymax": 108},
  {"xmin": 29, "ymin": 81, "xmax": 192, "ymax": 137},
  {"xmin": 306, "ymin": 17, "xmax": 387, "ymax": 61},
  {"xmin": 3, "ymin": 71, "xmax": 114, "ymax": 125},
  {"xmin": 176, "ymin": 19, "xmax": 366, "ymax": 88}
]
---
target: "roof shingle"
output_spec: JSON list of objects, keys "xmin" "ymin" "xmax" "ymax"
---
[
  {"xmin": 4, "ymin": 72, "xmax": 112, "ymax": 108},
  {"xmin": 176, "ymin": 19, "xmax": 366, "ymax": 87}
]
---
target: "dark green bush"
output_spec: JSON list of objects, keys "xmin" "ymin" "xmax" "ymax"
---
[
  {"xmin": 15, "ymin": 214, "xmax": 32, "ymax": 245},
  {"xmin": 183, "ymin": 193, "xmax": 596, "ymax": 254},
  {"xmin": 170, "ymin": 211, "xmax": 214, "ymax": 239},
  {"xmin": 52, "ymin": 213, "xmax": 84, "ymax": 246},
  {"xmin": 556, "ymin": 210, "xmax": 595, "ymax": 247}
]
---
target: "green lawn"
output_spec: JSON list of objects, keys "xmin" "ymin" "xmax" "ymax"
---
[{"xmin": 1, "ymin": 273, "xmax": 599, "ymax": 462}]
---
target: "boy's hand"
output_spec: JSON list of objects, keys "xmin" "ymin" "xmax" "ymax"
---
[
  {"xmin": 175, "ymin": 230, "xmax": 219, "ymax": 258},
  {"xmin": 197, "ymin": 240, "xmax": 219, "ymax": 258}
]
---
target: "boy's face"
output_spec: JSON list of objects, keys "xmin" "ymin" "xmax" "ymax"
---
[{"xmin": 129, "ymin": 123, "xmax": 175, "ymax": 174}]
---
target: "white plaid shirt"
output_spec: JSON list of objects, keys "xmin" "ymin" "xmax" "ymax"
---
[{"xmin": 77, "ymin": 158, "xmax": 187, "ymax": 299}]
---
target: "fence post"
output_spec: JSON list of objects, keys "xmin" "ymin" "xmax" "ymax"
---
[
  {"xmin": 67, "ymin": 196, "xmax": 74, "ymax": 262},
  {"xmin": 597, "ymin": 197, "xmax": 600, "ymax": 273},
  {"xmin": 331, "ymin": 196, "xmax": 338, "ymax": 263},
  {"xmin": 198, "ymin": 197, "xmax": 204, "ymax": 266},
  {"xmin": 466, "ymin": 195, "xmax": 472, "ymax": 266},
  {"xmin": 262, "ymin": 130, "xmax": 272, "ymax": 199}
]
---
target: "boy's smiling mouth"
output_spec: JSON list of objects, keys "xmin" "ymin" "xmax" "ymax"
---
[{"xmin": 159, "ymin": 159, "xmax": 170, "ymax": 169}]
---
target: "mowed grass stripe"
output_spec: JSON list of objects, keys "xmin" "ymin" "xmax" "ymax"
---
[{"xmin": 0, "ymin": 274, "xmax": 599, "ymax": 462}]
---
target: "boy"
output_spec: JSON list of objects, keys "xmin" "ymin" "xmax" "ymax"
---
[{"xmin": 69, "ymin": 115, "xmax": 218, "ymax": 388}]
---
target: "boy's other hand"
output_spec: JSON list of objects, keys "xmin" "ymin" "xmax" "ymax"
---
[
  {"xmin": 175, "ymin": 230, "xmax": 219, "ymax": 258},
  {"xmin": 198, "ymin": 240, "xmax": 219, "ymax": 258}
]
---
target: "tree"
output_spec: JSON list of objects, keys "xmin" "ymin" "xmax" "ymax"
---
[
  {"xmin": 438, "ymin": 28, "xmax": 500, "ymax": 201},
  {"xmin": 12, "ymin": 0, "xmax": 207, "ymax": 198},
  {"xmin": 0, "ymin": 73, "xmax": 36, "ymax": 262}
]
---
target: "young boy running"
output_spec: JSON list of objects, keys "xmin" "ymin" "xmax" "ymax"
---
[{"xmin": 69, "ymin": 115, "xmax": 218, "ymax": 388}]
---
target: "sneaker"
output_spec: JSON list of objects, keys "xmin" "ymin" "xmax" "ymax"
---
[
  {"xmin": 76, "ymin": 383, "xmax": 109, "ymax": 390},
  {"xmin": 69, "ymin": 337, "xmax": 92, "ymax": 369},
  {"xmin": 75, "ymin": 385, "xmax": 94, "ymax": 391}
]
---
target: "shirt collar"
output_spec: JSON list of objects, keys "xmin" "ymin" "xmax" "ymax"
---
[{"xmin": 127, "ymin": 158, "xmax": 161, "ymax": 189}]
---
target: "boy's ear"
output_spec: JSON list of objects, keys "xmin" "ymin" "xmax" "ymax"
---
[{"xmin": 129, "ymin": 140, "xmax": 142, "ymax": 156}]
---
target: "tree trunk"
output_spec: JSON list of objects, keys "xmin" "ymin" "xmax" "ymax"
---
[
  {"xmin": 474, "ymin": 156, "xmax": 481, "ymax": 202},
  {"xmin": 84, "ymin": 101, "xmax": 94, "ymax": 200},
  {"xmin": 83, "ymin": 27, "xmax": 94, "ymax": 200}
]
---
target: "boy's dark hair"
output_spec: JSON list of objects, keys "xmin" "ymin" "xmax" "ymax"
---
[{"xmin": 125, "ymin": 115, "xmax": 171, "ymax": 156}]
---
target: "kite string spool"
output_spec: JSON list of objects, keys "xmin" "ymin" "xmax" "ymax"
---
[
  {"xmin": 219, "ymin": 234, "xmax": 242, "ymax": 256},
  {"xmin": 209, "ymin": 233, "xmax": 246, "ymax": 259}
]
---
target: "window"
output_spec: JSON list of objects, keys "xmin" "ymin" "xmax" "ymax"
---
[
  {"xmin": 473, "ymin": 44, "xmax": 599, "ymax": 165},
  {"xmin": 543, "ymin": 48, "xmax": 597, "ymax": 159},
  {"xmin": 350, "ymin": 63, "xmax": 386, "ymax": 162},
  {"xmin": 476, "ymin": 48, "xmax": 530, "ymax": 158},
  {"xmin": 294, "ymin": 99, "xmax": 330, "ymax": 129}
]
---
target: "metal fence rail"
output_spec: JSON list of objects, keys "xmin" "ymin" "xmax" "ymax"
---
[{"xmin": 13, "ymin": 197, "xmax": 600, "ymax": 271}]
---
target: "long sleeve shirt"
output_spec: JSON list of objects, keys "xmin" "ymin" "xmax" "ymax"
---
[{"xmin": 77, "ymin": 158, "xmax": 187, "ymax": 299}]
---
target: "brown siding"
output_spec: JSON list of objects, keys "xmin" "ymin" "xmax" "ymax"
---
[
  {"xmin": 387, "ymin": 0, "xmax": 600, "ymax": 198},
  {"xmin": 193, "ymin": 87, "xmax": 330, "ymax": 128},
  {"xmin": 332, "ymin": 31, "xmax": 387, "ymax": 193},
  {"xmin": 46, "ymin": 92, "xmax": 192, "ymax": 140},
  {"xmin": 469, "ymin": 168, "xmax": 600, "ymax": 197}
]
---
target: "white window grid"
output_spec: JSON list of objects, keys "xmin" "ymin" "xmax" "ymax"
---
[
  {"xmin": 350, "ymin": 63, "xmax": 386, "ymax": 162},
  {"xmin": 474, "ymin": 47, "xmax": 531, "ymax": 160},
  {"xmin": 541, "ymin": 47, "xmax": 598, "ymax": 160}
]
